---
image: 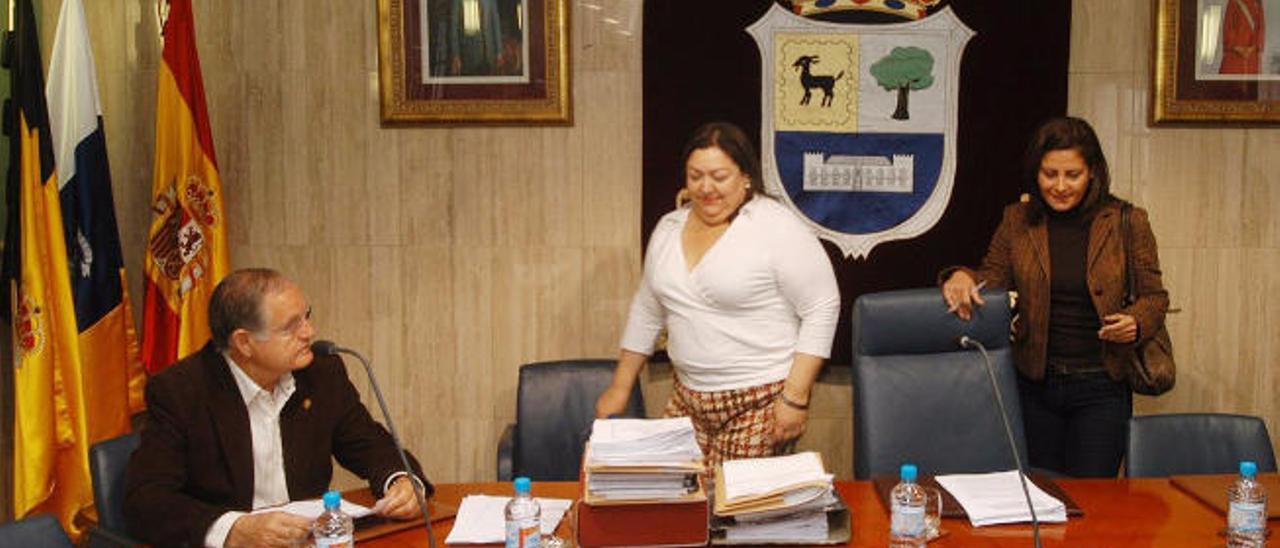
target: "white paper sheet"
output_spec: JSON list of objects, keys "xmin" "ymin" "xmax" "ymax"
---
[
  {"xmin": 723, "ymin": 510, "xmax": 829, "ymax": 542},
  {"xmin": 251, "ymin": 498, "xmax": 373, "ymax": 519},
  {"xmin": 721, "ymin": 452, "xmax": 833, "ymax": 501},
  {"xmin": 935, "ymin": 470, "xmax": 1068, "ymax": 527},
  {"xmin": 587, "ymin": 417, "xmax": 703, "ymax": 465},
  {"xmin": 443, "ymin": 495, "xmax": 573, "ymax": 544}
]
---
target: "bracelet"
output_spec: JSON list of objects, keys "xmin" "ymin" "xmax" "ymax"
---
[{"xmin": 778, "ymin": 392, "xmax": 810, "ymax": 410}]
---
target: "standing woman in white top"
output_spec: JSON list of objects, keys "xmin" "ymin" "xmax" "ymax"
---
[{"xmin": 595, "ymin": 122, "xmax": 840, "ymax": 467}]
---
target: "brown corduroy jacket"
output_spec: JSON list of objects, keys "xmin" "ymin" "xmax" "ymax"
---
[{"xmin": 949, "ymin": 200, "xmax": 1169, "ymax": 382}]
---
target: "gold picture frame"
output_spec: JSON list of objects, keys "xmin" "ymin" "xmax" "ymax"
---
[
  {"xmin": 1153, "ymin": 0, "xmax": 1280, "ymax": 124},
  {"xmin": 376, "ymin": 0, "xmax": 572, "ymax": 125}
]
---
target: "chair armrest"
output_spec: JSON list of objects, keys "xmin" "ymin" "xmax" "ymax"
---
[
  {"xmin": 497, "ymin": 423, "xmax": 515, "ymax": 481},
  {"xmin": 87, "ymin": 526, "xmax": 143, "ymax": 548}
]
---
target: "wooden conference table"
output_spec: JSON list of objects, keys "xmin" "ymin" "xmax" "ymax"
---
[{"xmin": 356, "ymin": 479, "xmax": 1279, "ymax": 547}]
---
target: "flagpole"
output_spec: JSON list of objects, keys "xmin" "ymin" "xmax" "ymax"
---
[{"xmin": 156, "ymin": 0, "xmax": 169, "ymax": 38}]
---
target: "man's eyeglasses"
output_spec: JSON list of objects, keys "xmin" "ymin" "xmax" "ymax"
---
[{"xmin": 260, "ymin": 306, "xmax": 313, "ymax": 340}]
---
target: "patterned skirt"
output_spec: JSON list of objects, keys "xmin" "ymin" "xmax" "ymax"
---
[{"xmin": 663, "ymin": 376, "xmax": 789, "ymax": 470}]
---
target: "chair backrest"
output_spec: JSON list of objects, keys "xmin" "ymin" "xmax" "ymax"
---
[
  {"xmin": 90, "ymin": 432, "xmax": 140, "ymax": 534},
  {"xmin": 514, "ymin": 359, "xmax": 645, "ymax": 481},
  {"xmin": 852, "ymin": 288, "xmax": 1026, "ymax": 479},
  {"xmin": 1126, "ymin": 413, "xmax": 1277, "ymax": 477},
  {"xmin": 0, "ymin": 514, "xmax": 74, "ymax": 547}
]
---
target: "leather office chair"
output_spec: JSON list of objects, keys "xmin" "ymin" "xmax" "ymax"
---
[
  {"xmin": 1126, "ymin": 413, "xmax": 1277, "ymax": 478},
  {"xmin": 852, "ymin": 288, "xmax": 1027, "ymax": 479},
  {"xmin": 87, "ymin": 432, "xmax": 142, "ymax": 547},
  {"xmin": 0, "ymin": 513, "xmax": 74, "ymax": 547},
  {"xmin": 497, "ymin": 359, "xmax": 645, "ymax": 481}
]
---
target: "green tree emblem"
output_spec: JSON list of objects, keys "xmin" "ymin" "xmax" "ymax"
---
[{"xmin": 869, "ymin": 46, "xmax": 935, "ymax": 121}]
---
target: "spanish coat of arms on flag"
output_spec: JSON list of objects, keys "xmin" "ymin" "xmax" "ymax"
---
[{"xmin": 748, "ymin": 5, "xmax": 973, "ymax": 259}]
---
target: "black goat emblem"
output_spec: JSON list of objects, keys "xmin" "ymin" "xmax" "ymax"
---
[{"xmin": 792, "ymin": 55, "xmax": 844, "ymax": 107}]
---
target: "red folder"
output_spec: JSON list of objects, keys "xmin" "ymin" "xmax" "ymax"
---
[
  {"xmin": 576, "ymin": 469, "xmax": 709, "ymax": 547},
  {"xmin": 576, "ymin": 494, "xmax": 709, "ymax": 547}
]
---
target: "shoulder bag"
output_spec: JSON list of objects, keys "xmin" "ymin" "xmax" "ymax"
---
[{"xmin": 1120, "ymin": 203, "xmax": 1176, "ymax": 396}]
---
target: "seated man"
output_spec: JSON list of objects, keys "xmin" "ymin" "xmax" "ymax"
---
[{"xmin": 125, "ymin": 268, "xmax": 430, "ymax": 547}]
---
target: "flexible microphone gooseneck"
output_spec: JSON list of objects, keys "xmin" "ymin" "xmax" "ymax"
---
[
  {"xmin": 312, "ymin": 340, "xmax": 437, "ymax": 548},
  {"xmin": 958, "ymin": 335, "xmax": 1042, "ymax": 548}
]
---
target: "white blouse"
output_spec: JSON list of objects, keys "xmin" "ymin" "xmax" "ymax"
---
[{"xmin": 619, "ymin": 197, "xmax": 840, "ymax": 392}]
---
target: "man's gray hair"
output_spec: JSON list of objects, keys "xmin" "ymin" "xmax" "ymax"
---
[{"xmin": 208, "ymin": 268, "xmax": 291, "ymax": 350}]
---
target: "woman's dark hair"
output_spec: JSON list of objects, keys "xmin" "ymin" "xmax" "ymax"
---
[
  {"xmin": 680, "ymin": 122, "xmax": 769, "ymax": 201},
  {"xmin": 1023, "ymin": 116, "xmax": 1113, "ymax": 223}
]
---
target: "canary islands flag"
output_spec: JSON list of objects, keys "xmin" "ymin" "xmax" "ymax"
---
[{"xmin": 47, "ymin": 0, "xmax": 147, "ymax": 448}]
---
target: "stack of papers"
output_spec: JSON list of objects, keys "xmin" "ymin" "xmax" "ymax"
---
[
  {"xmin": 253, "ymin": 498, "xmax": 373, "ymax": 519},
  {"xmin": 935, "ymin": 470, "xmax": 1068, "ymax": 527},
  {"xmin": 713, "ymin": 452, "xmax": 837, "ymax": 542},
  {"xmin": 443, "ymin": 495, "xmax": 573, "ymax": 544},
  {"xmin": 723, "ymin": 510, "xmax": 829, "ymax": 543},
  {"xmin": 584, "ymin": 418, "xmax": 705, "ymax": 504}
]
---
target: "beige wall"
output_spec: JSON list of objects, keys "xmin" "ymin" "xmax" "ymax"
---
[
  {"xmin": 1070, "ymin": 0, "xmax": 1280, "ymax": 449},
  {"xmin": 37, "ymin": 0, "xmax": 1279, "ymax": 488}
]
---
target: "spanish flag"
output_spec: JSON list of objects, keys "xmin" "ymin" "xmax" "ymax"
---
[
  {"xmin": 46, "ymin": 0, "xmax": 147, "ymax": 442},
  {"xmin": 141, "ymin": 0, "xmax": 229, "ymax": 374},
  {"xmin": 2, "ymin": 0, "xmax": 91, "ymax": 535}
]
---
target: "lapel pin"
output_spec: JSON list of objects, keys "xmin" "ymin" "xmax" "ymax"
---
[{"xmin": 303, "ymin": 398, "xmax": 312, "ymax": 411}]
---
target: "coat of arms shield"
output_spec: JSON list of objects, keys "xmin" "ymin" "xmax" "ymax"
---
[{"xmin": 748, "ymin": 5, "xmax": 974, "ymax": 258}]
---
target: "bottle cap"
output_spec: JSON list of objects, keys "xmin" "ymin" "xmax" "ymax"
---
[
  {"xmin": 514, "ymin": 476, "xmax": 532, "ymax": 494},
  {"xmin": 323, "ymin": 490, "xmax": 342, "ymax": 510},
  {"xmin": 1241, "ymin": 461, "xmax": 1258, "ymax": 478},
  {"xmin": 900, "ymin": 463, "xmax": 917, "ymax": 482}
]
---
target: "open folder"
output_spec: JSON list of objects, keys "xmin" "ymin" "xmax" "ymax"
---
[
  {"xmin": 710, "ymin": 452, "xmax": 848, "ymax": 545},
  {"xmin": 714, "ymin": 452, "xmax": 834, "ymax": 517}
]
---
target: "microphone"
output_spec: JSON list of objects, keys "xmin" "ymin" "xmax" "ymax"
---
[
  {"xmin": 958, "ymin": 335, "xmax": 1042, "ymax": 548},
  {"xmin": 312, "ymin": 340, "xmax": 437, "ymax": 548}
]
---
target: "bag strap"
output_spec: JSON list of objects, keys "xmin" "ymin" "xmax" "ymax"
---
[{"xmin": 1120, "ymin": 202, "xmax": 1136, "ymax": 306}]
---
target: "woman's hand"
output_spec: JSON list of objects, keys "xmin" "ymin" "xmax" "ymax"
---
[
  {"xmin": 942, "ymin": 270, "xmax": 986, "ymax": 321},
  {"xmin": 596, "ymin": 350, "xmax": 647, "ymax": 418},
  {"xmin": 595, "ymin": 385, "xmax": 632, "ymax": 418},
  {"xmin": 772, "ymin": 397, "xmax": 808, "ymax": 444},
  {"xmin": 1099, "ymin": 313, "xmax": 1138, "ymax": 343}
]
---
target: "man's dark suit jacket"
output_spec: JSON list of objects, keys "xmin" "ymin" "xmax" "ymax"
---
[{"xmin": 124, "ymin": 341, "xmax": 430, "ymax": 547}]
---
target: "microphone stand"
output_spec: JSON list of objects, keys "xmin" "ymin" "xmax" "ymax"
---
[
  {"xmin": 325, "ymin": 344, "xmax": 438, "ymax": 548},
  {"xmin": 960, "ymin": 336, "xmax": 1042, "ymax": 548}
]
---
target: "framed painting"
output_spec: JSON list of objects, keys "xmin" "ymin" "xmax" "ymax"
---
[
  {"xmin": 377, "ymin": 0, "xmax": 572, "ymax": 124},
  {"xmin": 1153, "ymin": 0, "xmax": 1280, "ymax": 124}
]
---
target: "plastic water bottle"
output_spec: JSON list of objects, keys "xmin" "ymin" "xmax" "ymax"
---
[
  {"xmin": 505, "ymin": 476, "xmax": 541, "ymax": 548},
  {"xmin": 313, "ymin": 490, "xmax": 355, "ymax": 548},
  {"xmin": 1228, "ymin": 461, "xmax": 1268, "ymax": 547},
  {"xmin": 890, "ymin": 463, "xmax": 927, "ymax": 547}
]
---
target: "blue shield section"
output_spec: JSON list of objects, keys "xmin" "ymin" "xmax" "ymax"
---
[{"xmin": 775, "ymin": 131, "xmax": 943, "ymax": 233}]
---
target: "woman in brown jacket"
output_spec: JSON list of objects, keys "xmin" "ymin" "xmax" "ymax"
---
[{"xmin": 941, "ymin": 117, "xmax": 1169, "ymax": 477}]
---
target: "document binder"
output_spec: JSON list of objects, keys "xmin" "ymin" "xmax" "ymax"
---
[
  {"xmin": 576, "ymin": 480, "xmax": 710, "ymax": 547},
  {"xmin": 709, "ymin": 489, "xmax": 851, "ymax": 545}
]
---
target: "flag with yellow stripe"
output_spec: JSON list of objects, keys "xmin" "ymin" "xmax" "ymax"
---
[
  {"xmin": 141, "ymin": 0, "xmax": 229, "ymax": 374},
  {"xmin": 1, "ymin": 0, "xmax": 91, "ymax": 536},
  {"xmin": 47, "ymin": 0, "xmax": 147, "ymax": 446}
]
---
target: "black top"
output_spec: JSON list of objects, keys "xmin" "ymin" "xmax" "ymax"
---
[{"xmin": 1045, "ymin": 208, "xmax": 1103, "ymax": 369}]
